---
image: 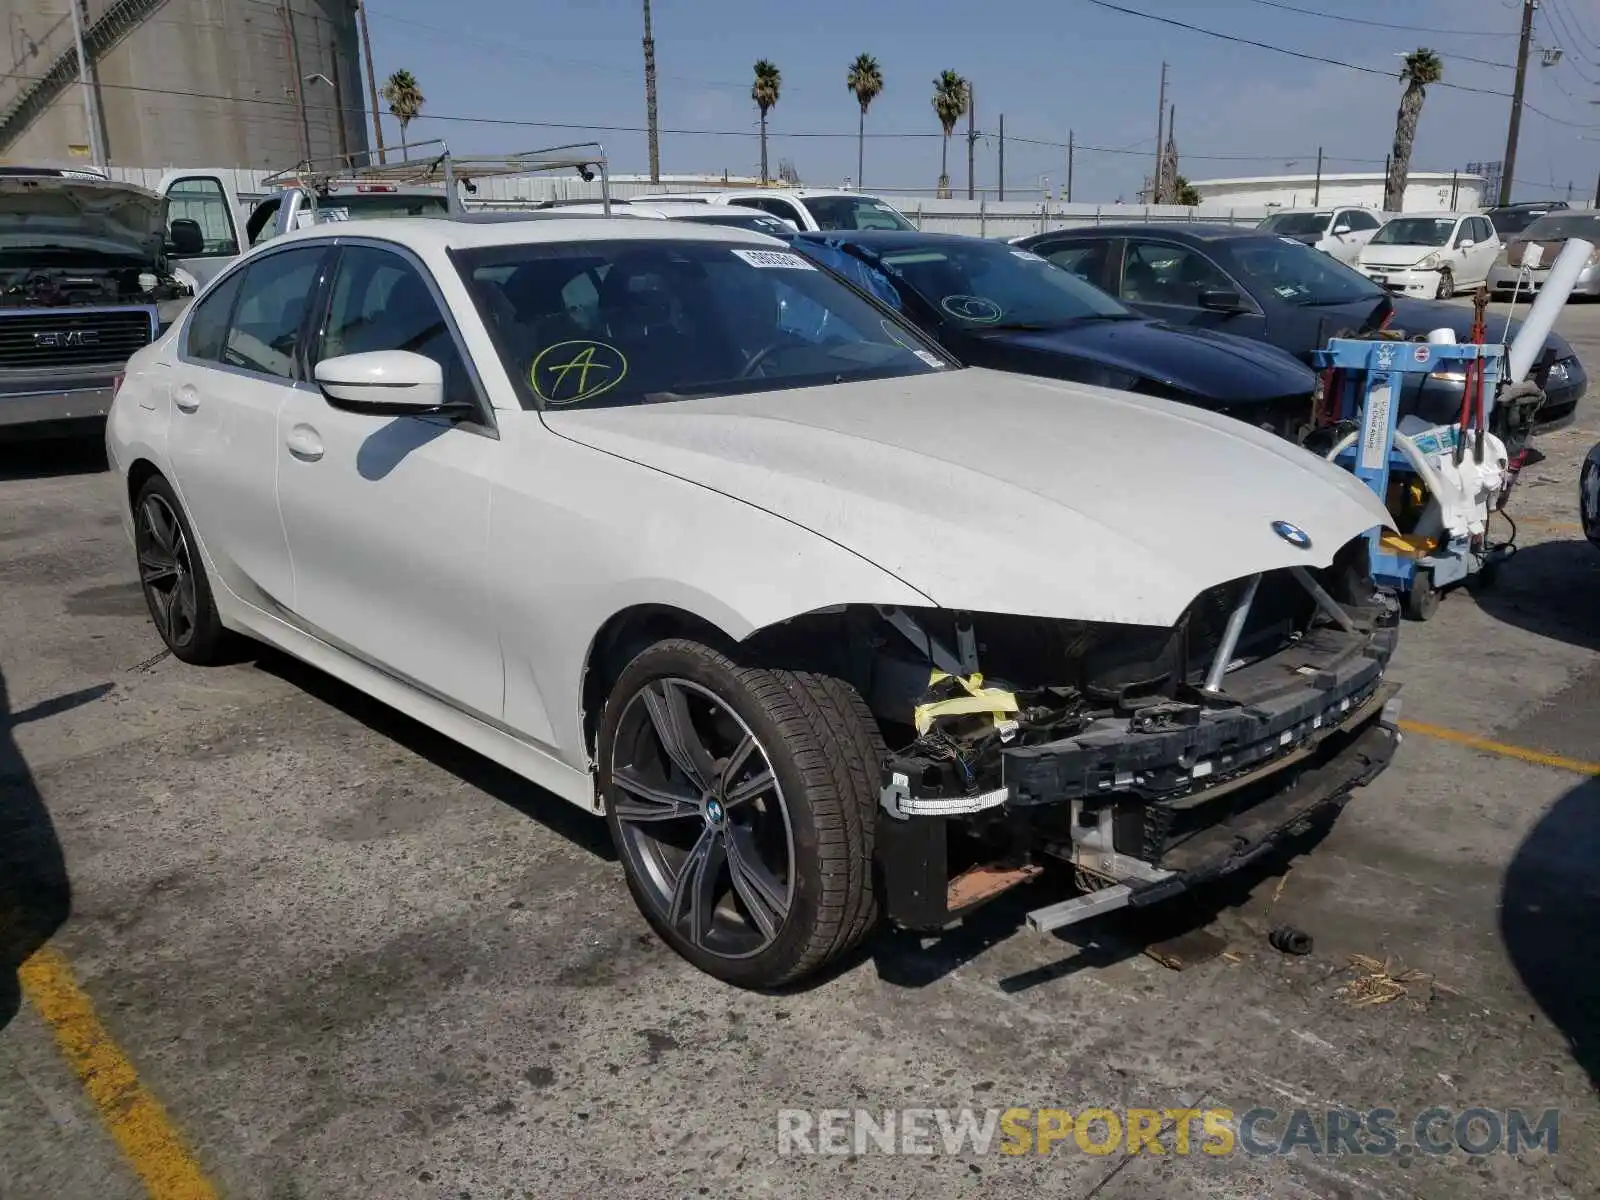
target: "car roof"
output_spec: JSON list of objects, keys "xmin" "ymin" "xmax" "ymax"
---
[
  {"xmin": 271, "ymin": 214, "xmax": 786, "ymax": 251},
  {"xmin": 794, "ymin": 229, "xmax": 993, "ymax": 250},
  {"xmin": 635, "ymin": 188, "xmax": 891, "ymax": 203},
  {"xmin": 1385, "ymin": 210, "xmax": 1462, "ymax": 219},
  {"xmin": 1023, "ymin": 223, "xmax": 1261, "ymax": 242}
]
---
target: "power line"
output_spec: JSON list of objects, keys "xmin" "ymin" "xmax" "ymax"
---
[
  {"xmin": 1542, "ymin": 0, "xmax": 1600, "ymax": 74},
  {"xmin": 1548, "ymin": 0, "xmax": 1600, "ymax": 49},
  {"xmin": 0, "ymin": 68, "xmax": 1409, "ymax": 172},
  {"xmin": 1241, "ymin": 0, "xmax": 1508, "ymax": 38},
  {"xmin": 1081, "ymin": 0, "xmax": 1600, "ymax": 127}
]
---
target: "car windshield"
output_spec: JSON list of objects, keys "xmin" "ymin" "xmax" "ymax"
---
[
  {"xmin": 1519, "ymin": 212, "xmax": 1600, "ymax": 240},
  {"xmin": 1370, "ymin": 217, "xmax": 1457, "ymax": 247},
  {"xmin": 1487, "ymin": 207, "xmax": 1552, "ymax": 237},
  {"xmin": 1227, "ymin": 237, "xmax": 1384, "ymax": 306},
  {"xmin": 1258, "ymin": 212, "xmax": 1331, "ymax": 236},
  {"xmin": 870, "ymin": 238, "xmax": 1132, "ymax": 327},
  {"xmin": 803, "ymin": 195, "xmax": 915, "ymax": 231},
  {"xmin": 454, "ymin": 238, "xmax": 949, "ymax": 409}
]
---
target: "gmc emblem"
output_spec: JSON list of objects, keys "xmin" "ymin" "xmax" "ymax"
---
[{"xmin": 33, "ymin": 329, "xmax": 99, "ymax": 348}]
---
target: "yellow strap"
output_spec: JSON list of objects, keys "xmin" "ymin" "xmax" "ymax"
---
[{"xmin": 913, "ymin": 670, "xmax": 1020, "ymax": 736}]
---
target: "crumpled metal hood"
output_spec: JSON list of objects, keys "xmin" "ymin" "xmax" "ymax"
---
[{"xmin": 545, "ymin": 369, "xmax": 1394, "ymax": 627}]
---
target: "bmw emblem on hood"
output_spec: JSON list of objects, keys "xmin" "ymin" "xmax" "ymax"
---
[{"xmin": 1272, "ymin": 520, "xmax": 1312, "ymax": 550}]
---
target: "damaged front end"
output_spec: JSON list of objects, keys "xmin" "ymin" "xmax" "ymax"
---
[{"xmin": 778, "ymin": 535, "xmax": 1402, "ymax": 934}]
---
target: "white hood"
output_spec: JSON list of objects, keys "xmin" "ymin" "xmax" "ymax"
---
[{"xmin": 544, "ymin": 369, "xmax": 1393, "ymax": 627}]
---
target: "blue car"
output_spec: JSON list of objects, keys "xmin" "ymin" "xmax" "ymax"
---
[{"xmin": 790, "ymin": 229, "xmax": 1320, "ymax": 439}]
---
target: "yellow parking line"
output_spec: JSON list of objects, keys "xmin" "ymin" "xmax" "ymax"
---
[
  {"xmin": 18, "ymin": 946, "xmax": 217, "ymax": 1200},
  {"xmin": 1399, "ymin": 719, "xmax": 1600, "ymax": 776}
]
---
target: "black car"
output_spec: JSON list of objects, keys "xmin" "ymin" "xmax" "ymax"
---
[
  {"xmin": 790, "ymin": 229, "xmax": 1319, "ymax": 437},
  {"xmin": 1012, "ymin": 223, "xmax": 1588, "ymax": 425}
]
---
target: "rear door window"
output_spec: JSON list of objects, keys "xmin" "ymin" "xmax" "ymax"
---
[
  {"xmin": 222, "ymin": 247, "xmax": 328, "ymax": 379},
  {"xmin": 184, "ymin": 270, "xmax": 245, "ymax": 362}
]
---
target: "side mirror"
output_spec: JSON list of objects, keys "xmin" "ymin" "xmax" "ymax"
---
[
  {"xmin": 1197, "ymin": 288, "xmax": 1248, "ymax": 313},
  {"xmin": 1459, "ymin": 239, "xmax": 1476, "ymax": 249},
  {"xmin": 168, "ymin": 218, "xmax": 204, "ymax": 256},
  {"xmin": 315, "ymin": 351, "xmax": 464, "ymax": 417},
  {"xmin": 1333, "ymin": 223, "xmax": 1353, "ymax": 235}
]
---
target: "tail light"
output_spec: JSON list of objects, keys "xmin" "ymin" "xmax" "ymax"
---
[{"xmin": 111, "ymin": 371, "xmax": 125, "ymax": 398}]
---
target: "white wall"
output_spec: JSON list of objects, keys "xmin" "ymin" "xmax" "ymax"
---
[{"xmin": 1194, "ymin": 176, "xmax": 1482, "ymax": 213}]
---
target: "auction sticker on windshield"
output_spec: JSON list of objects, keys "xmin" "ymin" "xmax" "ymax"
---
[
  {"xmin": 940, "ymin": 295, "xmax": 1004, "ymax": 323},
  {"xmin": 731, "ymin": 248, "xmax": 816, "ymax": 270},
  {"xmin": 530, "ymin": 340, "xmax": 628, "ymax": 406}
]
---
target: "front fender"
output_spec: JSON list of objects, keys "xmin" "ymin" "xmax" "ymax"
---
[{"xmin": 488, "ymin": 430, "xmax": 932, "ymax": 771}]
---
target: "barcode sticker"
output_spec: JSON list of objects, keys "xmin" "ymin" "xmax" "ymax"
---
[{"xmin": 731, "ymin": 248, "xmax": 816, "ymax": 270}]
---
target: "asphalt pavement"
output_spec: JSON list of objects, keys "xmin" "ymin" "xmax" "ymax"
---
[{"xmin": 1, "ymin": 303, "xmax": 1598, "ymax": 1200}]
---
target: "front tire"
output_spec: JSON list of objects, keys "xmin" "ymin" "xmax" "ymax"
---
[
  {"xmin": 1581, "ymin": 443, "xmax": 1600, "ymax": 551},
  {"xmin": 132, "ymin": 474, "xmax": 230, "ymax": 664},
  {"xmin": 598, "ymin": 638, "xmax": 882, "ymax": 989},
  {"xmin": 1435, "ymin": 268, "xmax": 1455, "ymax": 299}
]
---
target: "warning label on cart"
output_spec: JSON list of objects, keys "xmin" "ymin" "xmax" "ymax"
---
[{"xmin": 1359, "ymin": 382, "xmax": 1393, "ymax": 472}]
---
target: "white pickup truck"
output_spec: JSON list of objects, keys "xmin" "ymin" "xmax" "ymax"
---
[{"xmin": 153, "ymin": 142, "xmax": 614, "ymax": 286}]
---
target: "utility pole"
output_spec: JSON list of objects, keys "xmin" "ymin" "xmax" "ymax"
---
[
  {"xmin": 66, "ymin": 0, "xmax": 103, "ymax": 167},
  {"xmin": 1066, "ymin": 129, "xmax": 1074, "ymax": 203},
  {"xmin": 642, "ymin": 0, "xmax": 660, "ymax": 184},
  {"xmin": 280, "ymin": 2, "xmax": 312, "ymax": 163},
  {"xmin": 966, "ymin": 83, "xmax": 977, "ymax": 200},
  {"xmin": 1313, "ymin": 146, "xmax": 1323, "ymax": 205},
  {"xmin": 357, "ymin": 2, "xmax": 386, "ymax": 164},
  {"xmin": 1500, "ymin": 0, "xmax": 1536, "ymax": 206},
  {"xmin": 998, "ymin": 113, "xmax": 1005, "ymax": 201},
  {"xmin": 1152, "ymin": 61, "xmax": 1167, "ymax": 203}
]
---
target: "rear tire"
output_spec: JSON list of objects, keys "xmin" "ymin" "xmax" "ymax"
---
[
  {"xmin": 598, "ymin": 638, "xmax": 882, "ymax": 989},
  {"xmin": 1403, "ymin": 571, "xmax": 1441, "ymax": 621},
  {"xmin": 1435, "ymin": 268, "xmax": 1455, "ymax": 299},
  {"xmin": 132, "ymin": 474, "xmax": 230, "ymax": 665}
]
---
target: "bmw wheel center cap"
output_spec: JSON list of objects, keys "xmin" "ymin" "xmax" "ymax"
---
[{"xmin": 1271, "ymin": 520, "xmax": 1312, "ymax": 550}]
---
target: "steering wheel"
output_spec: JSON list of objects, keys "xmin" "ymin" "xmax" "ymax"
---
[{"xmin": 736, "ymin": 340, "xmax": 786, "ymax": 379}]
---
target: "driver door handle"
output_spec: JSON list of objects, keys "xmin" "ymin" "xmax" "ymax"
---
[{"xmin": 285, "ymin": 424, "xmax": 324, "ymax": 462}]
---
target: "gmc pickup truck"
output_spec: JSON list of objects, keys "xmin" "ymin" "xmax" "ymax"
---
[{"xmin": 1, "ymin": 171, "xmax": 197, "ymax": 437}]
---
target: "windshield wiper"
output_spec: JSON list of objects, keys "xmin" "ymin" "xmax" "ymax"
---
[{"xmin": 978, "ymin": 314, "xmax": 1135, "ymax": 332}]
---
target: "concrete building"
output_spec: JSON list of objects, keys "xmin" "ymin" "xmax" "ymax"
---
[
  {"xmin": 1189, "ymin": 171, "xmax": 1485, "ymax": 213},
  {"xmin": 0, "ymin": 0, "xmax": 368, "ymax": 170}
]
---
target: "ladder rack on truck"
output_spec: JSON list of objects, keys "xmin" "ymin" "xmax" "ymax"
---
[{"xmin": 260, "ymin": 139, "xmax": 613, "ymax": 221}]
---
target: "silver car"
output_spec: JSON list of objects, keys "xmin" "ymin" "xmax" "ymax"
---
[{"xmin": 1488, "ymin": 211, "xmax": 1600, "ymax": 299}]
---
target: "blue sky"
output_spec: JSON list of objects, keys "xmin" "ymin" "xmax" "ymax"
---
[{"xmin": 360, "ymin": 0, "xmax": 1600, "ymax": 201}]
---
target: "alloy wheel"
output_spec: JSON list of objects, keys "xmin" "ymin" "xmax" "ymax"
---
[
  {"xmin": 609, "ymin": 677, "xmax": 794, "ymax": 960},
  {"xmin": 135, "ymin": 494, "xmax": 198, "ymax": 648}
]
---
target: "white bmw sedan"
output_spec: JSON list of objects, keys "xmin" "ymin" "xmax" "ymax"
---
[{"xmin": 107, "ymin": 216, "xmax": 1403, "ymax": 988}]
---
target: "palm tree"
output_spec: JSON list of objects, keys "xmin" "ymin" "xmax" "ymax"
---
[
  {"xmin": 642, "ymin": 0, "xmax": 660, "ymax": 184},
  {"xmin": 931, "ymin": 70, "xmax": 969, "ymax": 199},
  {"xmin": 381, "ymin": 69, "xmax": 425, "ymax": 161},
  {"xmin": 1385, "ymin": 49, "xmax": 1443, "ymax": 212},
  {"xmin": 752, "ymin": 60, "xmax": 782, "ymax": 183},
  {"xmin": 846, "ymin": 53, "xmax": 884, "ymax": 188}
]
